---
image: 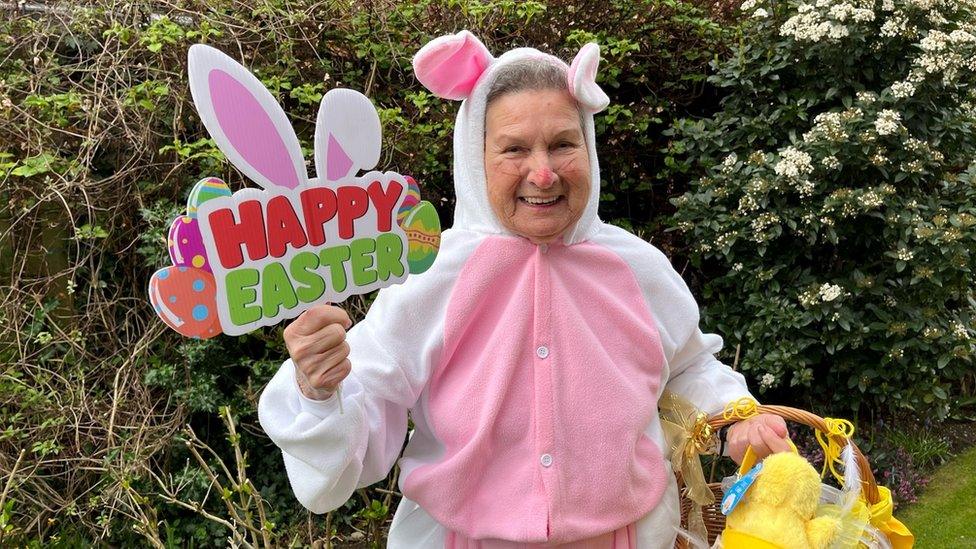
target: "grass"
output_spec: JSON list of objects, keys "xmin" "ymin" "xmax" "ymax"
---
[{"xmin": 899, "ymin": 446, "xmax": 976, "ymax": 548}]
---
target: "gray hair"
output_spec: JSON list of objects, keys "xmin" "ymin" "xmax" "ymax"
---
[
  {"xmin": 485, "ymin": 58, "xmax": 584, "ymax": 131},
  {"xmin": 485, "ymin": 59, "xmax": 570, "ymax": 106}
]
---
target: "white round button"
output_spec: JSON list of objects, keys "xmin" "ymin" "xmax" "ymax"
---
[
  {"xmin": 540, "ymin": 453, "xmax": 553, "ymax": 467},
  {"xmin": 536, "ymin": 346, "xmax": 550, "ymax": 359}
]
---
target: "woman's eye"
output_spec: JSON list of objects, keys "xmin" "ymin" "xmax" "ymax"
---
[
  {"xmin": 554, "ymin": 141, "xmax": 575, "ymax": 150},
  {"xmin": 504, "ymin": 146, "xmax": 525, "ymax": 154}
]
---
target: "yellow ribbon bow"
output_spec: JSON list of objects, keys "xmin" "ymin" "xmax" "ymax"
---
[
  {"xmin": 659, "ymin": 391, "xmax": 716, "ymax": 541},
  {"xmin": 863, "ymin": 486, "xmax": 915, "ymax": 548}
]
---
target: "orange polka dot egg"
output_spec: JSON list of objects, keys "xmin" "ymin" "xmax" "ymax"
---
[{"xmin": 148, "ymin": 266, "xmax": 221, "ymax": 339}]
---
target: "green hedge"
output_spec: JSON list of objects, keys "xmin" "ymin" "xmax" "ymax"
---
[{"xmin": 667, "ymin": 0, "xmax": 976, "ymax": 415}]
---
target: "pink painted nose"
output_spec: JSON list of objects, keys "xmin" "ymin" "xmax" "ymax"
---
[{"xmin": 530, "ymin": 166, "xmax": 556, "ymax": 188}]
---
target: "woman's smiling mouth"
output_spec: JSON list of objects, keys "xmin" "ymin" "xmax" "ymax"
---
[{"xmin": 519, "ymin": 195, "xmax": 564, "ymax": 207}]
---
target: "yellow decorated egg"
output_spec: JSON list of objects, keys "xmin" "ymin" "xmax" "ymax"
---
[{"xmin": 403, "ymin": 200, "xmax": 440, "ymax": 274}]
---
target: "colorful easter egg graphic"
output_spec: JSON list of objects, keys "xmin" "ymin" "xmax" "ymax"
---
[
  {"xmin": 403, "ymin": 200, "xmax": 440, "ymax": 274},
  {"xmin": 149, "ymin": 266, "xmax": 221, "ymax": 338},
  {"xmin": 168, "ymin": 216, "xmax": 211, "ymax": 273},
  {"xmin": 397, "ymin": 175, "xmax": 422, "ymax": 225},
  {"xmin": 187, "ymin": 177, "xmax": 232, "ymax": 218}
]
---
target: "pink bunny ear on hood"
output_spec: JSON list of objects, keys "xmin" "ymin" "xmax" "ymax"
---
[
  {"xmin": 413, "ymin": 30, "xmax": 493, "ymax": 100},
  {"xmin": 568, "ymin": 43, "xmax": 610, "ymax": 114}
]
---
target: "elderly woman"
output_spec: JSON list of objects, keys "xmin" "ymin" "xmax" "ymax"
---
[{"xmin": 258, "ymin": 32, "xmax": 791, "ymax": 548}]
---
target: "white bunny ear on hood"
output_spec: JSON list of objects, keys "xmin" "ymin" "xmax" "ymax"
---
[
  {"xmin": 314, "ymin": 88, "xmax": 382, "ymax": 184},
  {"xmin": 413, "ymin": 30, "xmax": 493, "ymax": 100},
  {"xmin": 568, "ymin": 43, "xmax": 610, "ymax": 114},
  {"xmin": 187, "ymin": 44, "xmax": 307, "ymax": 190}
]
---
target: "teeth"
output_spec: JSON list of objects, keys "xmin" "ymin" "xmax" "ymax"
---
[{"xmin": 523, "ymin": 196, "xmax": 560, "ymax": 205}]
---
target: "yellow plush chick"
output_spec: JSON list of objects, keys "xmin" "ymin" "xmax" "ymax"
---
[{"xmin": 722, "ymin": 452, "xmax": 841, "ymax": 549}]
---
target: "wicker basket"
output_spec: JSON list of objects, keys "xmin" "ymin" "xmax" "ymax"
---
[{"xmin": 674, "ymin": 405, "xmax": 882, "ymax": 548}]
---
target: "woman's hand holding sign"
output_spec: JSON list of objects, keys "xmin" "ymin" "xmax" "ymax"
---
[{"xmin": 285, "ymin": 304, "xmax": 353, "ymax": 401}]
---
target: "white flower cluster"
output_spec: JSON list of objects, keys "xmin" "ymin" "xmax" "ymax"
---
[
  {"xmin": 923, "ymin": 326, "xmax": 942, "ymax": 339},
  {"xmin": 721, "ymin": 152, "xmax": 738, "ymax": 174},
  {"xmin": 827, "ymin": 2, "xmax": 874, "ymax": 22},
  {"xmin": 751, "ymin": 212, "xmax": 780, "ymax": 232},
  {"xmin": 798, "ymin": 282, "xmax": 845, "ymax": 307},
  {"xmin": 858, "ymin": 190, "xmax": 883, "ymax": 208},
  {"xmin": 797, "ymin": 179, "xmax": 816, "ymax": 197},
  {"xmin": 890, "ymin": 81, "xmax": 916, "ymax": 99},
  {"xmin": 820, "ymin": 283, "xmax": 843, "ymax": 301},
  {"xmin": 759, "ymin": 373, "xmax": 777, "ymax": 389},
  {"xmin": 904, "ymin": 137, "xmax": 926, "ymax": 152},
  {"xmin": 895, "ymin": 247, "xmax": 915, "ymax": 261},
  {"xmin": 879, "ymin": 15, "xmax": 914, "ymax": 39},
  {"xmin": 874, "ymin": 109, "xmax": 902, "ymax": 135},
  {"xmin": 917, "ymin": 29, "xmax": 976, "ymax": 83},
  {"xmin": 715, "ymin": 231, "xmax": 737, "ymax": 249},
  {"xmin": 900, "ymin": 159, "xmax": 925, "ymax": 173},
  {"xmin": 753, "ymin": 8, "xmax": 770, "ymax": 18},
  {"xmin": 821, "ymin": 155, "xmax": 842, "ymax": 170},
  {"xmin": 952, "ymin": 321, "xmax": 971, "ymax": 340},
  {"xmin": 739, "ymin": 194, "xmax": 759, "ymax": 213},
  {"xmin": 774, "ymin": 146, "xmax": 814, "ymax": 179},
  {"xmin": 856, "ymin": 91, "xmax": 877, "ymax": 104},
  {"xmin": 780, "ymin": 1, "xmax": 876, "ymax": 43},
  {"xmin": 746, "ymin": 177, "xmax": 773, "ymax": 194},
  {"xmin": 741, "ymin": 0, "xmax": 761, "ymax": 10},
  {"xmin": 803, "ymin": 111, "xmax": 848, "ymax": 143}
]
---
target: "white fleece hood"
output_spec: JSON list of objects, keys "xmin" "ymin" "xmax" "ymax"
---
[{"xmin": 413, "ymin": 32, "xmax": 611, "ymax": 245}]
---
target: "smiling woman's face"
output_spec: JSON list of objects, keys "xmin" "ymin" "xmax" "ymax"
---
[{"xmin": 484, "ymin": 88, "xmax": 590, "ymax": 245}]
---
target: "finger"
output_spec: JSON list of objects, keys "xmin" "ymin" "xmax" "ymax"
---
[
  {"xmin": 302, "ymin": 340, "xmax": 351, "ymax": 380},
  {"xmin": 762, "ymin": 414, "xmax": 789, "ymax": 438},
  {"xmin": 313, "ymin": 358, "xmax": 352, "ymax": 390},
  {"xmin": 299, "ymin": 323, "xmax": 348, "ymax": 357},
  {"xmin": 289, "ymin": 304, "xmax": 352, "ymax": 336},
  {"xmin": 759, "ymin": 423, "xmax": 793, "ymax": 454},
  {"xmin": 748, "ymin": 425, "xmax": 775, "ymax": 460},
  {"xmin": 727, "ymin": 423, "xmax": 747, "ymax": 463}
]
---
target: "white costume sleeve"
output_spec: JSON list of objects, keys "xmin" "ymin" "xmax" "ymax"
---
[
  {"xmin": 594, "ymin": 224, "xmax": 754, "ymax": 416},
  {"xmin": 258, "ymin": 229, "xmax": 482, "ymax": 514}
]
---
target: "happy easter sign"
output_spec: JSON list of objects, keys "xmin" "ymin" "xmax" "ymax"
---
[{"xmin": 148, "ymin": 45, "xmax": 440, "ymax": 338}]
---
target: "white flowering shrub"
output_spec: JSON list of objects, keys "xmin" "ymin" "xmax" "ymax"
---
[{"xmin": 667, "ymin": 0, "xmax": 976, "ymax": 415}]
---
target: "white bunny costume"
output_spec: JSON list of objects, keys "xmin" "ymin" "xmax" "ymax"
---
[{"xmin": 257, "ymin": 32, "xmax": 755, "ymax": 548}]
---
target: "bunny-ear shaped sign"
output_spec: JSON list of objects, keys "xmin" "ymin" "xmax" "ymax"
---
[
  {"xmin": 149, "ymin": 45, "xmax": 442, "ymax": 338},
  {"xmin": 413, "ymin": 30, "xmax": 493, "ymax": 100},
  {"xmin": 188, "ymin": 44, "xmax": 307, "ymax": 190},
  {"xmin": 568, "ymin": 43, "xmax": 610, "ymax": 114},
  {"xmin": 314, "ymin": 89, "xmax": 382, "ymax": 183}
]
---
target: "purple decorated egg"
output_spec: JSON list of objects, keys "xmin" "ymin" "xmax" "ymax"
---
[
  {"xmin": 168, "ymin": 215, "xmax": 211, "ymax": 273},
  {"xmin": 148, "ymin": 266, "xmax": 222, "ymax": 339}
]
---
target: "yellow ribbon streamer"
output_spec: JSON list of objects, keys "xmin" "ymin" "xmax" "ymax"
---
[
  {"xmin": 814, "ymin": 417, "xmax": 855, "ymax": 484},
  {"xmin": 658, "ymin": 391, "xmax": 717, "ymax": 542},
  {"xmin": 813, "ymin": 418, "xmax": 914, "ymax": 547},
  {"xmin": 722, "ymin": 397, "xmax": 759, "ymax": 422}
]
